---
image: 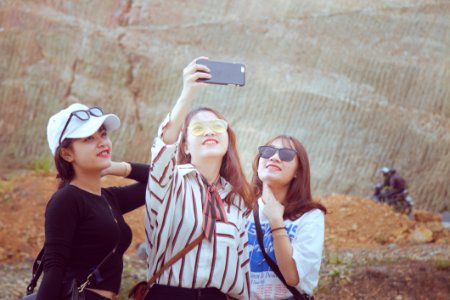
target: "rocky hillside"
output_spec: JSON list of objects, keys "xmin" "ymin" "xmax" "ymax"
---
[{"xmin": 0, "ymin": 0, "xmax": 449, "ymax": 212}]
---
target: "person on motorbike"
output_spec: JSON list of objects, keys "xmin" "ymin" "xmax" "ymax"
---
[{"xmin": 373, "ymin": 167, "xmax": 407, "ymax": 202}]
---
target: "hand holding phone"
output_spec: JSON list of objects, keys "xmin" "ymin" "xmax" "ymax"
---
[{"xmin": 196, "ymin": 59, "xmax": 246, "ymax": 87}]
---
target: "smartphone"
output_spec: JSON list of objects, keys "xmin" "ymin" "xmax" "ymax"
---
[{"xmin": 196, "ymin": 59, "xmax": 245, "ymax": 87}]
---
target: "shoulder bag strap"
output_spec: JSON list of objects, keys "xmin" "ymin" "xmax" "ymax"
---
[
  {"xmin": 26, "ymin": 242, "xmax": 118, "ymax": 295},
  {"xmin": 253, "ymin": 203, "xmax": 307, "ymax": 300},
  {"xmin": 128, "ymin": 234, "xmax": 204, "ymax": 300},
  {"xmin": 26, "ymin": 245, "xmax": 118, "ymax": 295},
  {"xmin": 78, "ymin": 197, "xmax": 122, "ymax": 291},
  {"xmin": 25, "ymin": 247, "xmax": 45, "ymax": 295},
  {"xmin": 26, "ymin": 198, "xmax": 121, "ymax": 295},
  {"xmin": 78, "ymin": 244, "xmax": 118, "ymax": 291},
  {"xmin": 149, "ymin": 234, "xmax": 204, "ymax": 285}
]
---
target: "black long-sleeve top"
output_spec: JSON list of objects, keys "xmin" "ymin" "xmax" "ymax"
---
[{"xmin": 36, "ymin": 163, "xmax": 148, "ymax": 300}]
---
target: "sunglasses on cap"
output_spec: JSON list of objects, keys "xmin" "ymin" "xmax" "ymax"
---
[
  {"xmin": 188, "ymin": 119, "xmax": 228, "ymax": 136},
  {"xmin": 258, "ymin": 145, "xmax": 297, "ymax": 162},
  {"xmin": 59, "ymin": 106, "xmax": 103, "ymax": 145}
]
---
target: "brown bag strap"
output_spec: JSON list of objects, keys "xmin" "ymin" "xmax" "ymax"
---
[
  {"xmin": 128, "ymin": 234, "xmax": 205, "ymax": 299},
  {"xmin": 149, "ymin": 234, "xmax": 204, "ymax": 285}
]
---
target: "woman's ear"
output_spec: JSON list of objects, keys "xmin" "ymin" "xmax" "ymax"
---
[{"xmin": 60, "ymin": 147, "xmax": 74, "ymax": 163}]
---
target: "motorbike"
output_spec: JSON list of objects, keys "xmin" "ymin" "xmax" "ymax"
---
[{"xmin": 372, "ymin": 184, "xmax": 414, "ymax": 215}]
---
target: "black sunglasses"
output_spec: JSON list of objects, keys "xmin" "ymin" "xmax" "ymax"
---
[
  {"xmin": 258, "ymin": 145, "xmax": 297, "ymax": 162},
  {"xmin": 59, "ymin": 106, "xmax": 103, "ymax": 145}
]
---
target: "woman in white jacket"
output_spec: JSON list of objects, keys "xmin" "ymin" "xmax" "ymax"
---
[{"xmin": 247, "ymin": 135, "xmax": 326, "ymax": 300}]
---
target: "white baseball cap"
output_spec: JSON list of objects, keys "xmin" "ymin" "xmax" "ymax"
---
[{"xmin": 47, "ymin": 103, "xmax": 120, "ymax": 155}]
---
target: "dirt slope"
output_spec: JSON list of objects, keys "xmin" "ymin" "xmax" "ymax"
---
[{"xmin": 0, "ymin": 171, "xmax": 448, "ymax": 262}]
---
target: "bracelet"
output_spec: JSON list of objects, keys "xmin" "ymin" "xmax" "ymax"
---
[{"xmin": 270, "ymin": 226, "xmax": 286, "ymax": 233}]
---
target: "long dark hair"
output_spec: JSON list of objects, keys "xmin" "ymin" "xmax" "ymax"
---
[
  {"xmin": 178, "ymin": 107, "xmax": 255, "ymax": 209},
  {"xmin": 252, "ymin": 135, "xmax": 326, "ymax": 220},
  {"xmin": 54, "ymin": 139, "xmax": 75, "ymax": 189}
]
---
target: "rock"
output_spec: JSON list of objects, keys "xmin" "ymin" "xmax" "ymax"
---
[
  {"xmin": 388, "ymin": 243, "xmax": 397, "ymax": 250},
  {"xmin": 410, "ymin": 227, "xmax": 434, "ymax": 243}
]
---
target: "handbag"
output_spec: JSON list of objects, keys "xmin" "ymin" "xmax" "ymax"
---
[
  {"xmin": 128, "ymin": 234, "xmax": 204, "ymax": 300},
  {"xmin": 253, "ymin": 203, "xmax": 314, "ymax": 300}
]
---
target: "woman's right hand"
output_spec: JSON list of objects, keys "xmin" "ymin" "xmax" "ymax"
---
[
  {"xmin": 262, "ymin": 184, "xmax": 285, "ymax": 226},
  {"xmin": 180, "ymin": 56, "xmax": 211, "ymax": 100}
]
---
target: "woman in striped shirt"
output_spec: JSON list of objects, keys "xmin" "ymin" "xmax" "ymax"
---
[{"xmin": 144, "ymin": 57, "xmax": 254, "ymax": 299}]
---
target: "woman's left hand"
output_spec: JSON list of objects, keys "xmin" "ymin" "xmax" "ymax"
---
[{"xmin": 262, "ymin": 185, "xmax": 285, "ymax": 224}]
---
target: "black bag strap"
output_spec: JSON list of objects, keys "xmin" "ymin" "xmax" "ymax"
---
[
  {"xmin": 25, "ymin": 244, "xmax": 116, "ymax": 295},
  {"xmin": 253, "ymin": 202, "xmax": 311, "ymax": 300},
  {"xmin": 26, "ymin": 197, "xmax": 119, "ymax": 295},
  {"xmin": 78, "ymin": 242, "xmax": 118, "ymax": 292},
  {"xmin": 26, "ymin": 247, "xmax": 45, "ymax": 295}
]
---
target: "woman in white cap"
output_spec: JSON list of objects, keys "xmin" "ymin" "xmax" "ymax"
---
[
  {"xmin": 247, "ymin": 135, "xmax": 326, "ymax": 300},
  {"xmin": 36, "ymin": 103, "xmax": 148, "ymax": 300},
  {"xmin": 138, "ymin": 58, "xmax": 254, "ymax": 299}
]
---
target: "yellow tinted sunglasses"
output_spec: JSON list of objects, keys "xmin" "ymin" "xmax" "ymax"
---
[{"xmin": 188, "ymin": 119, "xmax": 228, "ymax": 136}]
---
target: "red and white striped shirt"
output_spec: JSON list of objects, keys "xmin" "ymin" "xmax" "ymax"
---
[{"xmin": 144, "ymin": 116, "xmax": 251, "ymax": 299}]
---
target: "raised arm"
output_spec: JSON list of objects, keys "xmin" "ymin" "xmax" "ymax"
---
[
  {"xmin": 103, "ymin": 162, "xmax": 150, "ymax": 213},
  {"xmin": 148, "ymin": 57, "xmax": 211, "ymax": 200},
  {"xmin": 161, "ymin": 56, "xmax": 211, "ymax": 144},
  {"xmin": 145, "ymin": 58, "xmax": 211, "ymax": 275}
]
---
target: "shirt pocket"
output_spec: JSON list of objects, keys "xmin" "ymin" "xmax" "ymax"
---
[{"xmin": 215, "ymin": 221, "xmax": 239, "ymax": 249}]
